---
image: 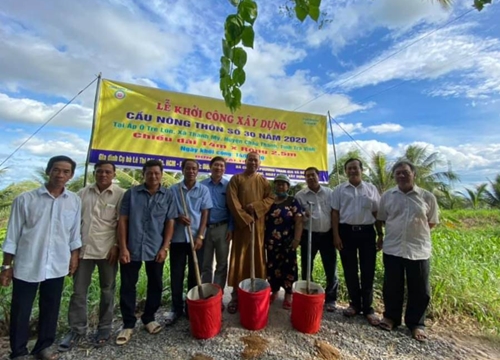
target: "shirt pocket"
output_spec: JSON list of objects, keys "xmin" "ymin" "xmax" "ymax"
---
[
  {"xmin": 361, "ymin": 196, "xmax": 373, "ymax": 210},
  {"xmin": 101, "ymin": 203, "xmax": 117, "ymax": 222},
  {"xmin": 152, "ymin": 202, "xmax": 167, "ymax": 220},
  {"xmin": 63, "ymin": 211, "xmax": 77, "ymax": 230},
  {"xmin": 188, "ymin": 193, "xmax": 203, "ymax": 211}
]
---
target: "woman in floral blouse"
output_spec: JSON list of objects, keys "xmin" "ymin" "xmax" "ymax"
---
[{"xmin": 265, "ymin": 174, "xmax": 303, "ymax": 310}]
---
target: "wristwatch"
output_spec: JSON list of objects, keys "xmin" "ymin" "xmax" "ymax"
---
[
  {"xmin": 1, "ymin": 265, "xmax": 12, "ymax": 272},
  {"xmin": 197, "ymin": 235, "xmax": 205, "ymax": 240}
]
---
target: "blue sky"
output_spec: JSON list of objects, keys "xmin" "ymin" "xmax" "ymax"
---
[{"xmin": 0, "ymin": 0, "xmax": 499, "ymax": 189}]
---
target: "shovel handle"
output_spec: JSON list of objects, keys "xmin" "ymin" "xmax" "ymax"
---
[
  {"xmin": 179, "ymin": 185, "xmax": 205, "ymax": 299},
  {"xmin": 307, "ymin": 201, "xmax": 314, "ymax": 294},
  {"xmin": 250, "ymin": 220, "xmax": 255, "ymax": 292}
]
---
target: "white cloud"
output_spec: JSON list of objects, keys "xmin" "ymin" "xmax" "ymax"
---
[
  {"xmin": 330, "ymin": 23, "xmax": 500, "ymax": 99},
  {"xmin": 368, "ymin": 123, "xmax": 403, "ymax": 134},
  {"xmin": 0, "ymin": 93, "xmax": 93, "ymax": 128},
  {"xmin": 12, "ymin": 133, "xmax": 88, "ymax": 160}
]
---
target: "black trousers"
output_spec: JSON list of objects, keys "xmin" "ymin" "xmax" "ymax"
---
[
  {"xmin": 383, "ymin": 253, "xmax": 430, "ymax": 330},
  {"xmin": 119, "ymin": 260, "xmax": 164, "ymax": 329},
  {"xmin": 169, "ymin": 242, "xmax": 204, "ymax": 315},
  {"xmin": 10, "ymin": 276, "xmax": 64, "ymax": 359},
  {"xmin": 300, "ymin": 229, "xmax": 338, "ymax": 303},
  {"xmin": 338, "ymin": 224, "xmax": 377, "ymax": 315}
]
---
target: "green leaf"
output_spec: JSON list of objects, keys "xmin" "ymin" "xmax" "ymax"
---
[
  {"xmin": 241, "ymin": 26, "xmax": 254, "ymax": 48},
  {"xmin": 219, "ymin": 74, "xmax": 232, "ymax": 92},
  {"xmin": 224, "ymin": 14, "xmax": 244, "ymax": 44},
  {"xmin": 233, "ymin": 47, "xmax": 247, "ymax": 68},
  {"xmin": 229, "ymin": 0, "xmax": 239, "ymax": 7},
  {"xmin": 222, "ymin": 39, "xmax": 233, "ymax": 58},
  {"xmin": 309, "ymin": 5, "xmax": 320, "ymax": 21},
  {"xmin": 310, "ymin": 0, "xmax": 321, "ymax": 7},
  {"xmin": 232, "ymin": 67, "xmax": 246, "ymax": 86},
  {"xmin": 232, "ymin": 87, "xmax": 242, "ymax": 105},
  {"xmin": 295, "ymin": 5, "xmax": 308, "ymax": 22},
  {"xmin": 220, "ymin": 56, "xmax": 231, "ymax": 74},
  {"xmin": 238, "ymin": 0, "xmax": 258, "ymax": 25}
]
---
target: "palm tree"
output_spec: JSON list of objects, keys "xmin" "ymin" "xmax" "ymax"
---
[
  {"xmin": 484, "ymin": 174, "xmax": 500, "ymax": 209},
  {"xmin": 366, "ymin": 152, "xmax": 394, "ymax": 194},
  {"xmin": 459, "ymin": 183, "xmax": 488, "ymax": 209},
  {"xmin": 434, "ymin": 185, "xmax": 464, "ymax": 210},
  {"xmin": 329, "ymin": 149, "xmax": 366, "ymax": 188},
  {"xmin": 399, "ymin": 145, "xmax": 459, "ymax": 191}
]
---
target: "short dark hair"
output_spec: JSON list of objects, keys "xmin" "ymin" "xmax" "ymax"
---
[
  {"xmin": 304, "ymin": 167, "xmax": 319, "ymax": 176},
  {"xmin": 45, "ymin": 155, "xmax": 76, "ymax": 175},
  {"xmin": 142, "ymin": 159, "xmax": 163, "ymax": 173},
  {"xmin": 94, "ymin": 160, "xmax": 116, "ymax": 172},
  {"xmin": 181, "ymin": 159, "xmax": 199, "ymax": 170},
  {"xmin": 344, "ymin": 158, "xmax": 363, "ymax": 171},
  {"xmin": 209, "ymin": 156, "xmax": 226, "ymax": 167},
  {"xmin": 246, "ymin": 152, "xmax": 260, "ymax": 159},
  {"xmin": 392, "ymin": 159, "xmax": 417, "ymax": 175}
]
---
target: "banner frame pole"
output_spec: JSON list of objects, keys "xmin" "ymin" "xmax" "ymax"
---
[
  {"xmin": 83, "ymin": 73, "xmax": 102, "ymax": 187},
  {"xmin": 327, "ymin": 111, "xmax": 340, "ymax": 185}
]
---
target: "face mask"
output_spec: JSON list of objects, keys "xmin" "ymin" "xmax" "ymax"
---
[{"xmin": 275, "ymin": 191, "xmax": 288, "ymax": 197}]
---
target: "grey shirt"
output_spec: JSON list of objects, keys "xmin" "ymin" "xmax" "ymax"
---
[{"xmin": 120, "ymin": 184, "xmax": 178, "ymax": 261}]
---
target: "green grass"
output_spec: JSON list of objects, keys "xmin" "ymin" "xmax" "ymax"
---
[{"xmin": 1, "ymin": 209, "xmax": 499, "ymax": 336}]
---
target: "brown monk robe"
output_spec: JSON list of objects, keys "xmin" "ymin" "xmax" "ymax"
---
[{"xmin": 226, "ymin": 152, "xmax": 274, "ymax": 313}]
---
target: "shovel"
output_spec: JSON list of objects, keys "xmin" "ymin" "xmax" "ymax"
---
[
  {"xmin": 299, "ymin": 201, "xmax": 319, "ymax": 295},
  {"xmin": 179, "ymin": 184, "xmax": 206, "ymax": 300},
  {"xmin": 250, "ymin": 220, "xmax": 256, "ymax": 292}
]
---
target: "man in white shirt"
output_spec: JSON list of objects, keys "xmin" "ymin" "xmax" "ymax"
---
[
  {"xmin": 332, "ymin": 158, "xmax": 382, "ymax": 326},
  {"xmin": 295, "ymin": 167, "xmax": 338, "ymax": 311},
  {"xmin": 1, "ymin": 155, "xmax": 82, "ymax": 360},
  {"xmin": 377, "ymin": 160, "xmax": 439, "ymax": 342},
  {"xmin": 59, "ymin": 161, "xmax": 125, "ymax": 351}
]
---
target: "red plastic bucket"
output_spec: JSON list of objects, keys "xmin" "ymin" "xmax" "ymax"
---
[
  {"xmin": 186, "ymin": 283, "xmax": 222, "ymax": 339},
  {"xmin": 291, "ymin": 280, "xmax": 325, "ymax": 334},
  {"xmin": 238, "ymin": 278, "xmax": 271, "ymax": 330}
]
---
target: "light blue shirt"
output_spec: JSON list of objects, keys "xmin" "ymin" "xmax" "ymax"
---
[
  {"xmin": 3, "ymin": 186, "xmax": 82, "ymax": 283},
  {"xmin": 200, "ymin": 177, "xmax": 234, "ymax": 231},
  {"xmin": 172, "ymin": 182, "xmax": 213, "ymax": 243}
]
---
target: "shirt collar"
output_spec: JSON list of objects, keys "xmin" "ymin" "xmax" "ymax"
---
[
  {"xmin": 304, "ymin": 185, "xmax": 324, "ymax": 194},
  {"xmin": 208, "ymin": 176, "xmax": 227, "ymax": 186},
  {"xmin": 344, "ymin": 181, "xmax": 364, "ymax": 189},
  {"xmin": 180, "ymin": 181, "xmax": 200, "ymax": 190},
  {"xmin": 392, "ymin": 185, "xmax": 422, "ymax": 195},
  {"xmin": 90, "ymin": 183, "xmax": 115, "ymax": 194},
  {"xmin": 38, "ymin": 185, "xmax": 69, "ymax": 198},
  {"xmin": 138, "ymin": 184, "xmax": 166, "ymax": 194}
]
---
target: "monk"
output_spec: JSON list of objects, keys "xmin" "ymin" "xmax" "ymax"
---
[{"xmin": 226, "ymin": 152, "xmax": 274, "ymax": 313}]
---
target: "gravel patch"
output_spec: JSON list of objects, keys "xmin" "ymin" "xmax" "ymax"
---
[{"xmin": 1, "ymin": 290, "xmax": 498, "ymax": 360}]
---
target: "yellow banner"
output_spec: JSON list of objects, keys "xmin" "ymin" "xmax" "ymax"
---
[{"xmin": 89, "ymin": 79, "xmax": 328, "ymax": 181}]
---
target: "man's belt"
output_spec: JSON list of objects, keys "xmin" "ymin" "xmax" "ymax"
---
[
  {"xmin": 340, "ymin": 224, "xmax": 374, "ymax": 232},
  {"xmin": 207, "ymin": 220, "xmax": 228, "ymax": 229}
]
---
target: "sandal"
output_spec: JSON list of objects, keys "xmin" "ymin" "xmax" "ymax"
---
[
  {"xmin": 325, "ymin": 301, "xmax": 337, "ymax": 312},
  {"xmin": 144, "ymin": 321, "xmax": 162, "ymax": 334},
  {"xmin": 342, "ymin": 306, "xmax": 358, "ymax": 317},
  {"xmin": 34, "ymin": 348, "xmax": 59, "ymax": 360},
  {"xmin": 412, "ymin": 328, "xmax": 428, "ymax": 342},
  {"xmin": 227, "ymin": 299, "xmax": 238, "ymax": 314},
  {"xmin": 94, "ymin": 329, "xmax": 111, "ymax": 348},
  {"xmin": 164, "ymin": 312, "xmax": 181, "ymax": 327},
  {"xmin": 366, "ymin": 314, "xmax": 380, "ymax": 326},
  {"xmin": 116, "ymin": 328, "xmax": 133, "ymax": 346},
  {"xmin": 58, "ymin": 331, "xmax": 84, "ymax": 352},
  {"xmin": 282, "ymin": 299, "xmax": 292, "ymax": 310},
  {"xmin": 379, "ymin": 317, "xmax": 394, "ymax": 331}
]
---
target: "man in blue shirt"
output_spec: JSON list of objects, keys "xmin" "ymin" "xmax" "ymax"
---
[
  {"xmin": 165, "ymin": 159, "xmax": 213, "ymax": 325},
  {"xmin": 116, "ymin": 160, "xmax": 177, "ymax": 345},
  {"xmin": 1, "ymin": 155, "xmax": 82, "ymax": 360},
  {"xmin": 200, "ymin": 156, "xmax": 233, "ymax": 310}
]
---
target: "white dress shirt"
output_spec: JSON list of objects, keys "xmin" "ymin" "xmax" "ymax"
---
[
  {"xmin": 3, "ymin": 186, "xmax": 82, "ymax": 282},
  {"xmin": 295, "ymin": 185, "xmax": 333, "ymax": 232},
  {"xmin": 332, "ymin": 181, "xmax": 380, "ymax": 225},
  {"xmin": 377, "ymin": 186, "xmax": 439, "ymax": 260},
  {"xmin": 78, "ymin": 183, "xmax": 125, "ymax": 259}
]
